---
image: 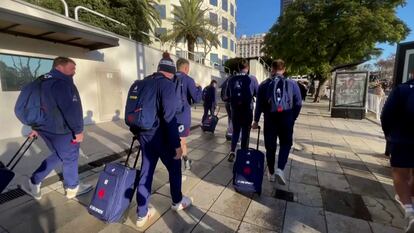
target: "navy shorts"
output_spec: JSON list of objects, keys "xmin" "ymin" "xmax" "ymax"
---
[
  {"xmin": 178, "ymin": 124, "xmax": 190, "ymax": 137},
  {"xmin": 390, "ymin": 143, "xmax": 414, "ymax": 168}
]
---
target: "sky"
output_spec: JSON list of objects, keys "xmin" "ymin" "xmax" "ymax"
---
[{"xmin": 236, "ymin": 0, "xmax": 414, "ymax": 61}]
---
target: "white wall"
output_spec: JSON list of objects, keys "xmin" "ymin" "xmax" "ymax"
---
[
  {"xmin": 0, "ymin": 33, "xmax": 226, "ymax": 140},
  {"xmin": 249, "ymin": 59, "xmax": 270, "ymax": 83}
]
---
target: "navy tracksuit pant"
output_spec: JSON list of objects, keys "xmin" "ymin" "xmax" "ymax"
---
[
  {"xmin": 136, "ymin": 133, "xmax": 182, "ymax": 218},
  {"xmin": 231, "ymin": 108, "xmax": 253, "ymax": 152},
  {"xmin": 202, "ymin": 105, "xmax": 215, "ymax": 122},
  {"xmin": 263, "ymin": 114, "xmax": 294, "ymax": 174},
  {"xmin": 31, "ymin": 131, "xmax": 79, "ymax": 189}
]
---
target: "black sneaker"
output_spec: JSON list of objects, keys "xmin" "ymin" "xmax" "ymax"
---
[{"xmin": 227, "ymin": 152, "xmax": 236, "ymax": 162}]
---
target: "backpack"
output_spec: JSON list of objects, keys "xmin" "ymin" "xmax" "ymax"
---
[
  {"xmin": 228, "ymin": 74, "xmax": 254, "ymax": 109},
  {"xmin": 14, "ymin": 75, "xmax": 50, "ymax": 128},
  {"xmin": 124, "ymin": 74, "xmax": 160, "ymax": 131},
  {"xmin": 174, "ymin": 74, "xmax": 185, "ymax": 114},
  {"xmin": 220, "ymin": 78, "xmax": 230, "ymax": 102},
  {"xmin": 268, "ymin": 76, "xmax": 294, "ymax": 113}
]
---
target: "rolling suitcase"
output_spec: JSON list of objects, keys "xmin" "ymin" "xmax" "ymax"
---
[
  {"xmin": 201, "ymin": 107, "xmax": 220, "ymax": 133},
  {"xmin": 0, "ymin": 137, "xmax": 37, "ymax": 193},
  {"xmin": 233, "ymin": 127, "xmax": 264, "ymax": 195},
  {"xmin": 88, "ymin": 136, "xmax": 140, "ymax": 223}
]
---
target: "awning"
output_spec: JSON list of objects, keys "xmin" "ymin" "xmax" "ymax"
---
[{"xmin": 0, "ymin": 3, "xmax": 119, "ymax": 50}]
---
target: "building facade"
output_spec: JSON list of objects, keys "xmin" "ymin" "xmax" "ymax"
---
[
  {"xmin": 154, "ymin": 0, "xmax": 237, "ymax": 66},
  {"xmin": 280, "ymin": 0, "xmax": 294, "ymax": 15},
  {"xmin": 236, "ymin": 33, "xmax": 266, "ymax": 59}
]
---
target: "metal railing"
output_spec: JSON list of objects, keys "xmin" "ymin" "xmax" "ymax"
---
[
  {"xmin": 59, "ymin": 0, "xmax": 69, "ymax": 17},
  {"xmin": 74, "ymin": 6, "xmax": 127, "ymax": 27}
]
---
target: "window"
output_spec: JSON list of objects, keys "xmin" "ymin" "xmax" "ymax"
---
[
  {"xmin": 155, "ymin": 4, "xmax": 166, "ymax": 19},
  {"xmin": 210, "ymin": 53, "xmax": 219, "ymax": 66},
  {"xmin": 230, "ymin": 3, "xmax": 234, "ymax": 16},
  {"xmin": 222, "ymin": 55, "xmax": 229, "ymax": 64},
  {"xmin": 209, "ymin": 12, "xmax": 218, "ymax": 26},
  {"xmin": 222, "ymin": 36, "xmax": 228, "ymax": 49},
  {"xmin": 0, "ymin": 54, "xmax": 53, "ymax": 92},
  {"xmin": 196, "ymin": 37, "xmax": 204, "ymax": 44},
  {"xmin": 222, "ymin": 0, "xmax": 228, "ymax": 11},
  {"xmin": 230, "ymin": 40, "xmax": 234, "ymax": 52},
  {"xmin": 230, "ymin": 22, "xmax": 234, "ymax": 35},
  {"xmin": 210, "ymin": 0, "xmax": 217, "ymax": 6},
  {"xmin": 222, "ymin": 17, "xmax": 228, "ymax": 31},
  {"xmin": 154, "ymin": 27, "xmax": 167, "ymax": 38}
]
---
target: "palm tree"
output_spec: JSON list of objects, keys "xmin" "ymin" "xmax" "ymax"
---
[{"xmin": 162, "ymin": 0, "xmax": 220, "ymax": 61}]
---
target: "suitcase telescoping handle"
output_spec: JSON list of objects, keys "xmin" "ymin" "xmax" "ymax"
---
[
  {"xmin": 215, "ymin": 106, "xmax": 221, "ymax": 117},
  {"xmin": 7, "ymin": 136, "xmax": 37, "ymax": 171},
  {"xmin": 255, "ymin": 126, "xmax": 261, "ymax": 151},
  {"xmin": 125, "ymin": 136, "xmax": 140, "ymax": 169}
]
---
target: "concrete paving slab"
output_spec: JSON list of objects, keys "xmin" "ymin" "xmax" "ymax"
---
[
  {"xmin": 187, "ymin": 180, "xmax": 226, "ymax": 210},
  {"xmin": 362, "ymin": 196, "xmax": 405, "ymax": 229},
  {"xmin": 183, "ymin": 161, "xmax": 214, "ymax": 179},
  {"xmin": 315, "ymin": 160, "xmax": 343, "ymax": 174},
  {"xmin": 203, "ymin": 164, "xmax": 233, "ymax": 187},
  {"xmin": 369, "ymin": 222, "xmax": 404, "ymax": 233},
  {"xmin": 145, "ymin": 207, "xmax": 205, "ymax": 233},
  {"xmin": 283, "ymin": 202, "xmax": 326, "ymax": 233},
  {"xmin": 325, "ymin": 211, "xmax": 372, "ymax": 233},
  {"xmin": 243, "ymin": 195, "xmax": 285, "ymax": 231},
  {"xmin": 237, "ymin": 222, "xmax": 278, "ymax": 233},
  {"xmin": 210, "ymin": 187, "xmax": 251, "ymax": 221},
  {"xmin": 156, "ymin": 175, "xmax": 201, "ymax": 198},
  {"xmin": 192, "ymin": 211, "xmax": 240, "ymax": 233},
  {"xmin": 318, "ymin": 171, "xmax": 351, "ymax": 193},
  {"xmin": 288, "ymin": 182, "xmax": 322, "ymax": 208},
  {"xmin": 290, "ymin": 167, "xmax": 318, "ymax": 186}
]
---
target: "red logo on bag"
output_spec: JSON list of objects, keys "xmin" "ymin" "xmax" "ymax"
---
[
  {"xmin": 98, "ymin": 189, "xmax": 105, "ymax": 199},
  {"xmin": 277, "ymin": 106, "xmax": 283, "ymax": 112},
  {"xmin": 243, "ymin": 167, "xmax": 251, "ymax": 175}
]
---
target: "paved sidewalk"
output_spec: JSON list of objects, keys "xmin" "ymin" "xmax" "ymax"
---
[{"xmin": 0, "ymin": 101, "xmax": 404, "ymax": 233}]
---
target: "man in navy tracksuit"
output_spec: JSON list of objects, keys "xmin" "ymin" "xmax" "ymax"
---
[
  {"xmin": 135, "ymin": 53, "xmax": 192, "ymax": 228},
  {"xmin": 202, "ymin": 80, "xmax": 218, "ymax": 122},
  {"xmin": 175, "ymin": 58, "xmax": 203, "ymax": 170},
  {"xmin": 253, "ymin": 59, "xmax": 302, "ymax": 185},
  {"xmin": 20, "ymin": 57, "xmax": 92, "ymax": 200},
  {"xmin": 226, "ymin": 59, "xmax": 259, "ymax": 162},
  {"xmin": 381, "ymin": 71, "xmax": 414, "ymax": 231}
]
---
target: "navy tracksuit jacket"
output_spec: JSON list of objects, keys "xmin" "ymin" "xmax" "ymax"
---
[{"xmin": 254, "ymin": 76, "xmax": 302, "ymax": 173}]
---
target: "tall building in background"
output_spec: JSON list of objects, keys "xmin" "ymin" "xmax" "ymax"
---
[
  {"xmin": 280, "ymin": 0, "xmax": 294, "ymax": 15},
  {"xmin": 152, "ymin": 0, "xmax": 237, "ymax": 66},
  {"xmin": 236, "ymin": 33, "xmax": 266, "ymax": 59}
]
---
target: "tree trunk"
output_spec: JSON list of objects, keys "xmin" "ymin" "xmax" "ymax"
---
[
  {"xmin": 313, "ymin": 76, "xmax": 328, "ymax": 103},
  {"xmin": 187, "ymin": 38, "xmax": 195, "ymax": 61}
]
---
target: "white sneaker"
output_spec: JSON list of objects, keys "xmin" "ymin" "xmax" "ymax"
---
[
  {"xmin": 20, "ymin": 179, "xmax": 41, "ymax": 200},
  {"xmin": 395, "ymin": 195, "xmax": 414, "ymax": 211},
  {"xmin": 171, "ymin": 196, "xmax": 193, "ymax": 211},
  {"xmin": 406, "ymin": 212, "xmax": 414, "ymax": 233},
  {"xmin": 268, "ymin": 171, "xmax": 276, "ymax": 182},
  {"xmin": 136, "ymin": 208, "xmax": 156, "ymax": 228},
  {"xmin": 275, "ymin": 169, "xmax": 286, "ymax": 185},
  {"xmin": 65, "ymin": 183, "xmax": 93, "ymax": 199}
]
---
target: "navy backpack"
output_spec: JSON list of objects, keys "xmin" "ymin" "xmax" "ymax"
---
[
  {"xmin": 125, "ymin": 74, "xmax": 160, "ymax": 132},
  {"xmin": 268, "ymin": 76, "xmax": 295, "ymax": 113},
  {"xmin": 228, "ymin": 74, "xmax": 254, "ymax": 109},
  {"xmin": 15, "ymin": 74, "xmax": 53, "ymax": 128}
]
